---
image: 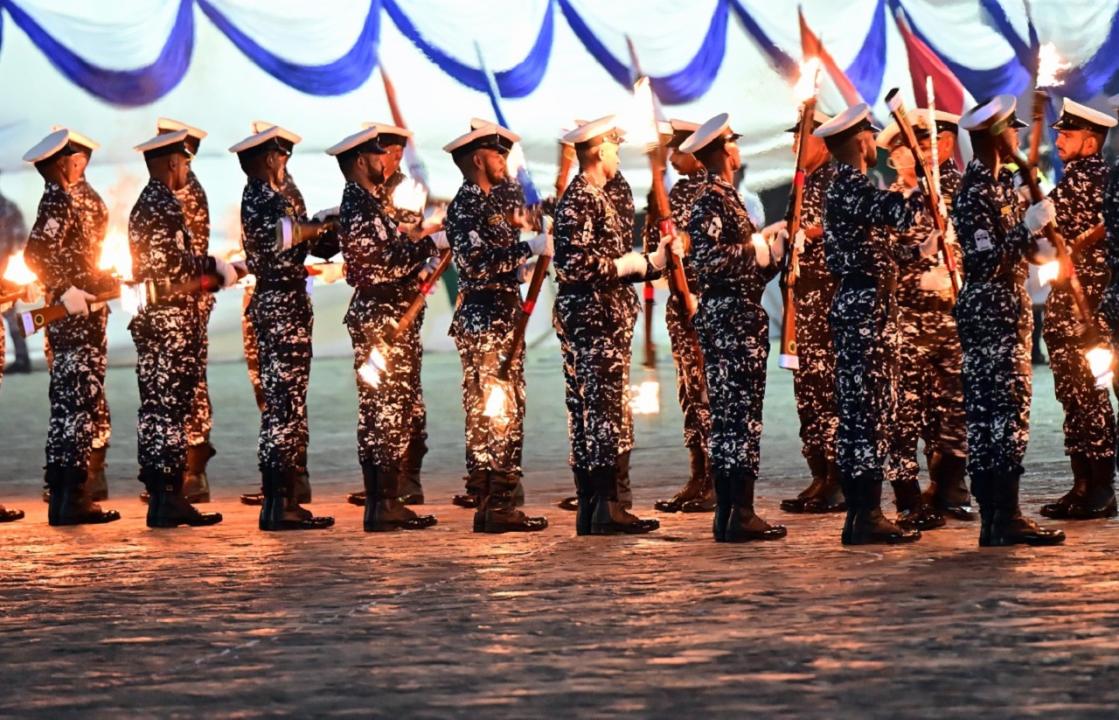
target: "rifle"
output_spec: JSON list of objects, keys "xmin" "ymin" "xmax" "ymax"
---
[
  {"xmin": 778, "ymin": 96, "xmax": 816, "ymax": 371},
  {"xmin": 885, "ymin": 88, "xmax": 960, "ymax": 299},
  {"xmin": 384, "ymin": 249, "xmax": 453, "ymax": 343}
]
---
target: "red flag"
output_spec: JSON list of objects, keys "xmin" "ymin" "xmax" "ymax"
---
[
  {"xmin": 799, "ymin": 7, "xmax": 862, "ymax": 106},
  {"xmin": 893, "ymin": 8, "xmax": 965, "ymax": 115}
]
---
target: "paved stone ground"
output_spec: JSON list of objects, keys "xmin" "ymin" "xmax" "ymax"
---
[{"xmin": 2, "ymin": 349, "xmax": 1118, "ymax": 718}]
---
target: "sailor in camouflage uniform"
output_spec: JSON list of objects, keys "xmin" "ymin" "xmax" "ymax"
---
[
  {"xmin": 647, "ymin": 119, "xmax": 718, "ymax": 515},
  {"xmin": 22, "ymin": 128, "xmax": 121, "ymax": 526},
  {"xmin": 777, "ymin": 110, "xmax": 848, "ymax": 516},
  {"xmin": 341, "ymin": 124, "xmax": 433, "ymax": 508},
  {"xmin": 128, "ymin": 130, "xmax": 231, "ymax": 528},
  {"xmin": 678, "ymin": 114, "xmax": 786, "ymax": 542},
  {"xmin": 952, "ymin": 95, "xmax": 1064, "ymax": 546},
  {"xmin": 1036, "ymin": 99, "xmax": 1117, "ymax": 520},
  {"xmin": 877, "ymin": 113, "xmax": 970, "ymax": 530},
  {"xmin": 814, "ymin": 105, "xmax": 927, "ymax": 545},
  {"xmin": 442, "ymin": 124, "xmax": 550, "ymax": 532},
  {"xmin": 1101, "ymin": 96, "xmax": 1119, "ymax": 477},
  {"xmin": 553, "ymin": 116, "xmax": 667, "ymax": 535},
  {"xmin": 154, "ymin": 118, "xmax": 220, "ymax": 504},
  {"xmin": 326, "ymin": 126, "xmax": 440, "ymax": 532},
  {"xmin": 232, "ymin": 124, "xmax": 338, "ymax": 531}
]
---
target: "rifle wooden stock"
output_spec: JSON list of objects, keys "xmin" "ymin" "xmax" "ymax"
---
[
  {"xmin": 499, "ymin": 255, "xmax": 551, "ymax": 381},
  {"xmin": 387, "ymin": 249, "xmax": 452, "ymax": 343},
  {"xmin": 884, "ymin": 88, "xmax": 960, "ymax": 300},
  {"xmin": 555, "ymin": 143, "xmax": 575, "ymax": 199},
  {"xmin": 1028, "ymin": 89, "xmax": 1046, "ymax": 169},
  {"xmin": 648, "ymin": 147, "xmax": 698, "ymax": 319},
  {"xmin": 778, "ymin": 97, "xmax": 816, "ymax": 371},
  {"xmin": 17, "ymin": 288, "xmax": 119, "ymax": 337}
]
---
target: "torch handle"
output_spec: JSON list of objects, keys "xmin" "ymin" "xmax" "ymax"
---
[
  {"xmin": 885, "ymin": 89, "xmax": 960, "ymax": 299},
  {"xmin": 1028, "ymin": 89, "xmax": 1046, "ymax": 169},
  {"xmin": 499, "ymin": 254, "xmax": 551, "ymax": 380},
  {"xmin": 388, "ymin": 249, "xmax": 453, "ymax": 344}
]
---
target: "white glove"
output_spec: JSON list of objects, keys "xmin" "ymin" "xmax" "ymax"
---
[
  {"xmin": 1034, "ymin": 235, "xmax": 1057, "ymax": 263},
  {"xmin": 525, "ymin": 233, "xmax": 551, "ymax": 257},
  {"xmin": 61, "ymin": 286, "xmax": 96, "ymax": 316},
  {"xmin": 317, "ymin": 262, "xmax": 345, "ymax": 285},
  {"xmin": 1024, "ymin": 198, "xmax": 1056, "ymax": 234},
  {"xmin": 212, "ymin": 257, "xmax": 238, "ymax": 288},
  {"xmin": 761, "ymin": 219, "xmax": 787, "ymax": 238},
  {"xmin": 1013, "ymin": 175, "xmax": 1033, "ymax": 204},
  {"xmin": 769, "ymin": 229, "xmax": 786, "ymax": 264},
  {"xmin": 312, "ymin": 206, "xmax": 340, "ymax": 223},
  {"xmin": 649, "ymin": 232, "xmax": 682, "ymax": 270},
  {"xmin": 750, "ymin": 233, "xmax": 772, "ymax": 268},
  {"xmin": 919, "ymin": 230, "xmax": 941, "ymax": 259},
  {"xmin": 919, "ymin": 264, "xmax": 952, "ymax": 292},
  {"xmin": 614, "ymin": 251, "xmax": 649, "ymax": 277},
  {"xmin": 430, "ymin": 230, "xmax": 450, "ymax": 250}
]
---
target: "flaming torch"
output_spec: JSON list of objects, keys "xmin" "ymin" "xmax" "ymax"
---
[
  {"xmin": 884, "ymin": 87, "xmax": 960, "ymax": 300},
  {"xmin": 778, "ymin": 58, "xmax": 822, "ymax": 371},
  {"xmin": 1, "ymin": 250, "xmax": 39, "ymax": 305},
  {"xmin": 391, "ymin": 176, "xmax": 428, "ymax": 216},
  {"xmin": 1031, "ymin": 42, "xmax": 1069, "ymax": 285},
  {"xmin": 992, "ymin": 121, "xmax": 1114, "ymax": 388},
  {"xmin": 624, "ymin": 55, "xmax": 704, "ymax": 413},
  {"xmin": 97, "ymin": 229, "xmax": 133, "ymax": 280}
]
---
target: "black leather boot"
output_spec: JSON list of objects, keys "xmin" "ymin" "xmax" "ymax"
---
[
  {"xmin": 293, "ymin": 449, "xmax": 312, "ymax": 505},
  {"xmin": 144, "ymin": 468, "xmax": 222, "ymax": 528},
  {"xmin": 47, "ymin": 465, "xmax": 121, "ymax": 526},
  {"xmin": 260, "ymin": 468, "xmax": 333, "ymax": 531},
  {"xmin": 1047, "ymin": 455, "xmax": 1117, "ymax": 520},
  {"xmin": 846, "ymin": 475, "xmax": 921, "ymax": 545},
  {"xmin": 589, "ymin": 466, "xmax": 658, "ymax": 535},
  {"xmin": 399, "ymin": 435, "xmax": 426, "ymax": 505},
  {"xmin": 839, "ymin": 472, "xmax": 858, "ymax": 545},
  {"xmin": 182, "ymin": 442, "xmax": 214, "ymax": 504},
  {"xmin": 803, "ymin": 460, "xmax": 847, "ymax": 513},
  {"xmin": 1040, "ymin": 452, "xmax": 1092, "ymax": 518},
  {"xmin": 365, "ymin": 465, "xmax": 436, "ymax": 532},
  {"xmin": 712, "ymin": 470, "xmax": 733, "ymax": 542},
  {"xmin": 474, "ymin": 471, "xmax": 547, "ymax": 533},
  {"xmin": 972, "ymin": 471, "xmax": 995, "ymax": 547},
  {"xmin": 453, "ymin": 469, "xmax": 488, "ymax": 509},
  {"xmin": 892, "ymin": 478, "xmax": 945, "ymax": 531},
  {"xmin": 989, "ymin": 467, "xmax": 1065, "ymax": 546},
  {"xmin": 722, "ymin": 470, "xmax": 786, "ymax": 542},
  {"xmin": 616, "ymin": 450, "xmax": 633, "ymax": 510},
  {"xmin": 925, "ymin": 452, "xmax": 975, "ymax": 521},
  {"xmin": 656, "ymin": 445, "xmax": 712, "ymax": 512},
  {"xmin": 558, "ymin": 467, "xmax": 585, "ymax": 512},
  {"xmin": 780, "ymin": 451, "xmax": 829, "ymax": 513},
  {"xmin": 0, "ymin": 505, "xmax": 23, "ymax": 522},
  {"xmin": 87, "ymin": 445, "xmax": 109, "ymax": 502},
  {"xmin": 240, "ymin": 487, "xmax": 265, "ymax": 506},
  {"xmin": 574, "ymin": 467, "xmax": 594, "ymax": 536}
]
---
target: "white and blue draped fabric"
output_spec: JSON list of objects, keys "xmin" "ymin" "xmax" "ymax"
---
[{"xmin": 1, "ymin": 0, "xmax": 1118, "ymax": 227}]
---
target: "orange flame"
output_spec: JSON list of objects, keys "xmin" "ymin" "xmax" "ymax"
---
[
  {"xmin": 793, "ymin": 58, "xmax": 822, "ymax": 102},
  {"xmin": 1037, "ymin": 260, "xmax": 1060, "ymax": 286},
  {"xmin": 621, "ymin": 76, "xmax": 660, "ymax": 151},
  {"xmin": 98, "ymin": 230, "xmax": 133, "ymax": 280},
  {"xmin": 628, "ymin": 380, "xmax": 660, "ymax": 415},
  {"xmin": 1086, "ymin": 344, "xmax": 1114, "ymax": 388},
  {"xmin": 391, "ymin": 176, "xmax": 428, "ymax": 214},
  {"xmin": 2, "ymin": 250, "xmax": 37, "ymax": 285},
  {"xmin": 1037, "ymin": 43, "xmax": 1068, "ymax": 88},
  {"xmin": 358, "ymin": 346, "xmax": 388, "ymax": 387}
]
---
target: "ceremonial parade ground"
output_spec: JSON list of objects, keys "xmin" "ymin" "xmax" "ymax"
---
[{"xmin": 1, "ymin": 349, "xmax": 1117, "ymax": 717}]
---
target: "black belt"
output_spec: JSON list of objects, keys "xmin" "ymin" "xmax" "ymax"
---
[
  {"xmin": 840, "ymin": 273, "xmax": 877, "ymax": 290},
  {"xmin": 461, "ymin": 287, "xmax": 519, "ymax": 303},
  {"xmin": 557, "ymin": 280, "xmax": 622, "ymax": 296},
  {"xmin": 701, "ymin": 284, "xmax": 747, "ymax": 299},
  {"xmin": 355, "ymin": 282, "xmax": 409, "ymax": 301},
  {"xmin": 255, "ymin": 276, "xmax": 307, "ymax": 293}
]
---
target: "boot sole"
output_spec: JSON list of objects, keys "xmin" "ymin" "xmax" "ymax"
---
[
  {"xmin": 50, "ymin": 514, "xmax": 122, "ymax": 526},
  {"xmin": 262, "ymin": 520, "xmax": 335, "ymax": 531},
  {"xmin": 148, "ymin": 517, "xmax": 223, "ymax": 528}
]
